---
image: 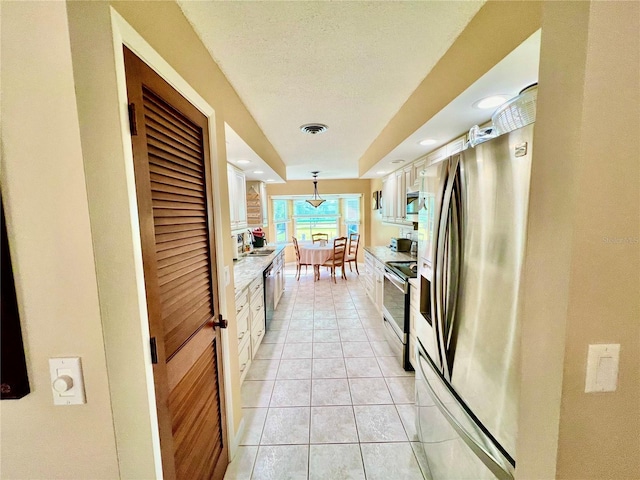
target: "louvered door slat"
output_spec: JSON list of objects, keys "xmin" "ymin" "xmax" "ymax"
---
[
  {"xmin": 161, "ymin": 280, "xmax": 210, "ymax": 317},
  {"xmin": 146, "ymin": 123, "xmax": 203, "ymax": 159},
  {"xmin": 155, "ymin": 227, "xmax": 207, "ymax": 245},
  {"xmin": 155, "ymin": 233, "xmax": 207, "ymax": 252},
  {"xmin": 151, "ymin": 172, "xmax": 202, "ymax": 193},
  {"xmin": 150, "ymin": 164, "xmax": 203, "ymax": 189},
  {"xmin": 163, "ymin": 291, "xmax": 210, "ymax": 332},
  {"xmin": 156, "ymin": 241, "xmax": 207, "ymax": 262},
  {"xmin": 150, "ymin": 162, "xmax": 204, "ymax": 187},
  {"xmin": 153, "ymin": 191, "xmax": 204, "ymax": 206},
  {"xmin": 157, "ymin": 258, "xmax": 209, "ymax": 288},
  {"xmin": 154, "ymin": 208, "xmax": 206, "ymax": 219},
  {"xmin": 159, "ymin": 264, "xmax": 210, "ymax": 301},
  {"xmin": 157, "ymin": 247, "xmax": 209, "ymax": 272},
  {"xmin": 148, "ymin": 145, "xmax": 204, "ymax": 172},
  {"xmin": 159, "ymin": 267, "xmax": 211, "ymax": 300},
  {"xmin": 149, "ymin": 155, "xmax": 202, "ymax": 181},
  {"xmin": 150, "ymin": 180, "xmax": 205, "ymax": 199},
  {"xmin": 143, "ymin": 90, "xmax": 200, "ymax": 139},
  {"xmin": 145, "ymin": 113, "xmax": 202, "ymax": 151},
  {"xmin": 165, "ymin": 305, "xmax": 211, "ymax": 355},
  {"xmin": 153, "ymin": 200, "xmax": 205, "ymax": 211},
  {"xmin": 154, "ymin": 215, "xmax": 205, "ymax": 227}
]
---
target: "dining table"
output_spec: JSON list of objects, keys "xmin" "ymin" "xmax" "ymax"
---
[{"xmin": 297, "ymin": 241, "xmax": 335, "ymax": 267}]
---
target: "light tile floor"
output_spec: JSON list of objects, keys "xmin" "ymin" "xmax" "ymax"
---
[{"xmin": 225, "ymin": 264, "xmax": 431, "ymax": 480}]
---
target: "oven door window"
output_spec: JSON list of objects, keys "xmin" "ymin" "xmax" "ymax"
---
[{"xmin": 383, "ymin": 272, "xmax": 407, "ymax": 334}]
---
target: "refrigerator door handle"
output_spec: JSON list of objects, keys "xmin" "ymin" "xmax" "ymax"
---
[
  {"xmin": 416, "ymin": 343, "xmax": 514, "ymax": 480},
  {"xmin": 435, "ymin": 155, "xmax": 460, "ymax": 377},
  {"xmin": 444, "ymin": 161, "xmax": 462, "ymax": 362},
  {"xmin": 429, "ymin": 163, "xmax": 450, "ymax": 371}
]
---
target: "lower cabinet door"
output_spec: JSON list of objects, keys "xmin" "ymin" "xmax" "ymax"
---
[{"xmin": 238, "ymin": 337, "xmax": 251, "ymax": 384}]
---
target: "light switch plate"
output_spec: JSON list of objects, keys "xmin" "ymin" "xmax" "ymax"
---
[
  {"xmin": 224, "ymin": 265, "xmax": 230, "ymax": 287},
  {"xmin": 585, "ymin": 344, "xmax": 620, "ymax": 393},
  {"xmin": 49, "ymin": 357, "xmax": 86, "ymax": 405}
]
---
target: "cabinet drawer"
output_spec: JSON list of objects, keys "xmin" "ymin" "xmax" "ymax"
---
[
  {"xmin": 251, "ymin": 321, "xmax": 265, "ymax": 353},
  {"xmin": 249, "ymin": 276, "xmax": 263, "ymax": 300},
  {"xmin": 237, "ymin": 307, "xmax": 250, "ymax": 346},
  {"xmin": 238, "ymin": 336, "xmax": 251, "ymax": 384},
  {"xmin": 235, "ymin": 288, "xmax": 249, "ymax": 317},
  {"xmin": 410, "ymin": 283, "xmax": 420, "ymax": 310},
  {"xmin": 250, "ymin": 291, "xmax": 264, "ymax": 315},
  {"xmin": 409, "ymin": 334, "xmax": 417, "ymax": 369}
]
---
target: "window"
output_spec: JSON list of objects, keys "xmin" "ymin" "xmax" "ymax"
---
[
  {"xmin": 343, "ymin": 197, "xmax": 360, "ymax": 236},
  {"xmin": 273, "ymin": 199, "xmax": 289, "ymax": 244},
  {"xmin": 272, "ymin": 194, "xmax": 362, "ymax": 243},
  {"xmin": 293, "ymin": 199, "xmax": 339, "ymax": 241}
]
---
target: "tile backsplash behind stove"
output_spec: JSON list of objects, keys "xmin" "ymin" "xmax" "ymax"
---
[{"xmin": 399, "ymin": 226, "xmax": 419, "ymax": 242}]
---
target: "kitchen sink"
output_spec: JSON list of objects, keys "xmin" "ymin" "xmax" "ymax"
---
[{"xmin": 248, "ymin": 248, "xmax": 275, "ymax": 256}]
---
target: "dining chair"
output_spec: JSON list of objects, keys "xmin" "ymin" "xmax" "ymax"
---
[
  {"xmin": 292, "ymin": 237, "xmax": 310, "ymax": 281},
  {"xmin": 345, "ymin": 232, "xmax": 360, "ymax": 274},
  {"xmin": 312, "ymin": 233, "xmax": 329, "ymax": 244},
  {"xmin": 316, "ymin": 236, "xmax": 347, "ymax": 283}
]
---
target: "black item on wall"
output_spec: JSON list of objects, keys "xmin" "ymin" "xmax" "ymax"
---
[{"xmin": 1, "ymin": 199, "xmax": 30, "ymax": 399}]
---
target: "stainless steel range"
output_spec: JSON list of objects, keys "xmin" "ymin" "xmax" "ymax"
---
[{"xmin": 382, "ymin": 260, "xmax": 417, "ymax": 371}]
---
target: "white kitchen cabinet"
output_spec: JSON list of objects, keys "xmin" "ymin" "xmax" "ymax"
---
[
  {"xmin": 381, "ymin": 175, "xmax": 395, "ymax": 223},
  {"xmin": 236, "ymin": 274, "xmax": 266, "ymax": 384},
  {"xmin": 379, "ymin": 135, "xmax": 468, "ymax": 227},
  {"xmin": 227, "ymin": 164, "xmax": 247, "ymax": 231},
  {"xmin": 410, "ymin": 159, "xmax": 426, "ymax": 191},
  {"xmin": 374, "ymin": 260, "xmax": 384, "ymax": 313},
  {"xmin": 364, "ymin": 251, "xmax": 375, "ymax": 303},
  {"xmin": 408, "ymin": 278, "xmax": 420, "ymax": 369},
  {"xmin": 273, "ymin": 250, "xmax": 285, "ymax": 309},
  {"xmin": 394, "ymin": 170, "xmax": 404, "ymax": 223},
  {"xmin": 447, "ymin": 134, "xmax": 467, "ymax": 156},
  {"xmin": 364, "ymin": 251, "xmax": 384, "ymax": 314}
]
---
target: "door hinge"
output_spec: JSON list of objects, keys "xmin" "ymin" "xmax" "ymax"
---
[
  {"xmin": 213, "ymin": 314, "xmax": 228, "ymax": 329},
  {"xmin": 128, "ymin": 103, "xmax": 138, "ymax": 136},
  {"xmin": 150, "ymin": 337, "xmax": 158, "ymax": 364}
]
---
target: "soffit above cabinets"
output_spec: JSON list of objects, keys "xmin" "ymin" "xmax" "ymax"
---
[{"xmin": 179, "ymin": 1, "xmax": 486, "ymax": 180}]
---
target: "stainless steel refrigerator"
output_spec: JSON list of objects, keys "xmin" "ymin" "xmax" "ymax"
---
[{"xmin": 415, "ymin": 123, "xmax": 534, "ymax": 479}]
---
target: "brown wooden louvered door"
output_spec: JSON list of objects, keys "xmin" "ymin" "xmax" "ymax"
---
[{"xmin": 123, "ymin": 47, "xmax": 228, "ymax": 480}]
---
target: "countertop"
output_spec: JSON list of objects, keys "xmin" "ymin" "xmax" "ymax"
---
[
  {"xmin": 364, "ymin": 246, "xmax": 416, "ymax": 264},
  {"xmin": 233, "ymin": 245, "xmax": 286, "ymax": 296}
]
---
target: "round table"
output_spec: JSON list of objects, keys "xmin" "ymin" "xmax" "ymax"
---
[{"xmin": 298, "ymin": 242, "xmax": 334, "ymax": 266}]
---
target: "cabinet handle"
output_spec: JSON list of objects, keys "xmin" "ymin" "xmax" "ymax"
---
[
  {"xmin": 236, "ymin": 306, "xmax": 243, "ymax": 313},
  {"xmin": 256, "ymin": 306, "xmax": 261, "ymax": 311},
  {"xmin": 238, "ymin": 331, "xmax": 245, "ymax": 341},
  {"xmin": 240, "ymin": 362, "xmax": 247, "ymax": 373}
]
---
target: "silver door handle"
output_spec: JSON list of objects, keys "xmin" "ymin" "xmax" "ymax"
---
[{"xmin": 416, "ymin": 344, "xmax": 514, "ymax": 480}]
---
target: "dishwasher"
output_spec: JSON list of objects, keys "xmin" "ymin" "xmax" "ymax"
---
[{"xmin": 263, "ymin": 262, "xmax": 275, "ymax": 331}]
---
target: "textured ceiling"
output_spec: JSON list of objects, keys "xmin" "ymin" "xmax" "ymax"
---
[{"xmin": 178, "ymin": 1, "xmax": 485, "ymax": 180}]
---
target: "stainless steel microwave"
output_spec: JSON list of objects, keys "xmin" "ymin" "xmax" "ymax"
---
[{"xmin": 406, "ymin": 191, "xmax": 420, "ymax": 215}]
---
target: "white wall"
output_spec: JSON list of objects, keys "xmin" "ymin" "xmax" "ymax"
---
[{"xmin": 0, "ymin": 2, "xmax": 120, "ymax": 478}]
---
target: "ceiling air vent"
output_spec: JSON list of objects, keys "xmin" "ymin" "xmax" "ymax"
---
[{"xmin": 300, "ymin": 123, "xmax": 328, "ymax": 135}]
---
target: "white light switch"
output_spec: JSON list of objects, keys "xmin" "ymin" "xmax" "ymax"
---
[
  {"xmin": 224, "ymin": 265, "xmax": 230, "ymax": 287},
  {"xmin": 585, "ymin": 344, "xmax": 620, "ymax": 393},
  {"xmin": 49, "ymin": 357, "xmax": 86, "ymax": 405}
]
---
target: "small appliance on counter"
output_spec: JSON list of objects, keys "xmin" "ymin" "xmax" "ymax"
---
[
  {"xmin": 410, "ymin": 241, "xmax": 418, "ymax": 257},
  {"xmin": 390, "ymin": 237, "xmax": 412, "ymax": 252},
  {"xmin": 251, "ymin": 228, "xmax": 266, "ymax": 248}
]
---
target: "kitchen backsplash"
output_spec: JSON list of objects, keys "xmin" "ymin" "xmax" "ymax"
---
[{"xmin": 399, "ymin": 226, "xmax": 419, "ymax": 241}]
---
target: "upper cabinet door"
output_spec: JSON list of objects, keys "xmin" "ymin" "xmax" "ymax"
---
[{"xmin": 227, "ymin": 164, "xmax": 247, "ymax": 230}]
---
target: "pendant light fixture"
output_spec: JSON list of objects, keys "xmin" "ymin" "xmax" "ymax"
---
[{"xmin": 306, "ymin": 171, "xmax": 325, "ymax": 208}]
